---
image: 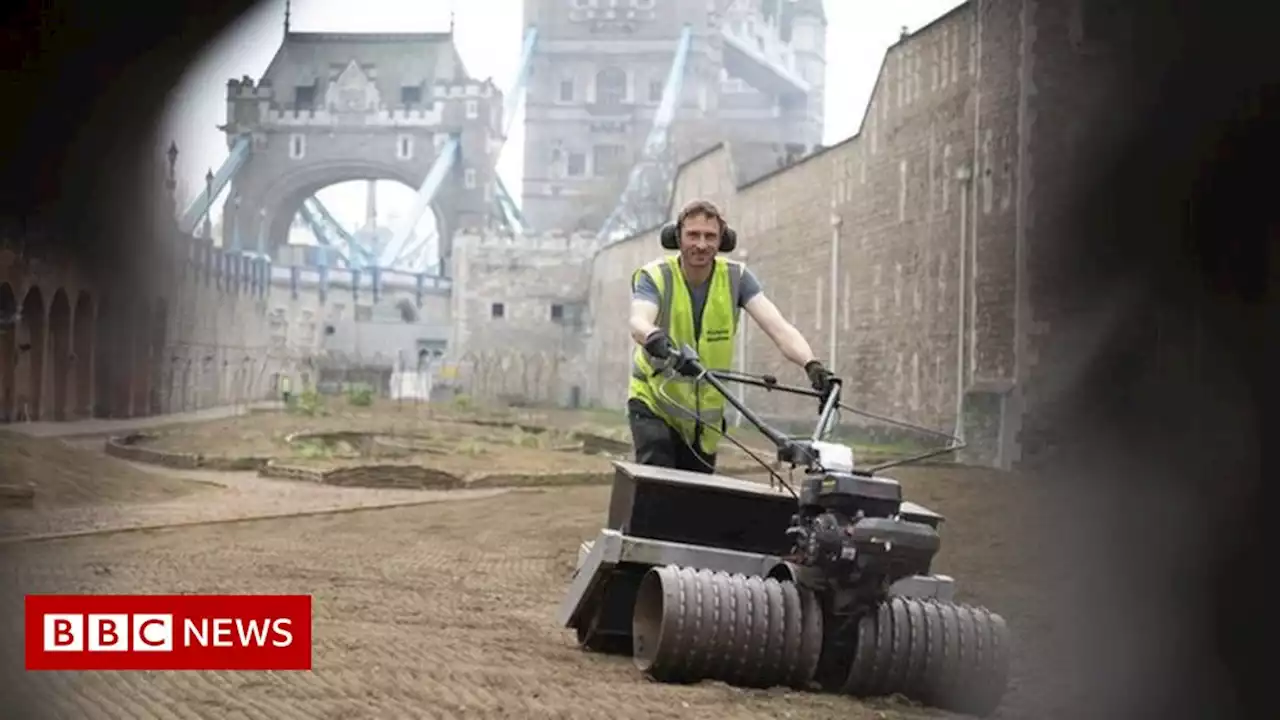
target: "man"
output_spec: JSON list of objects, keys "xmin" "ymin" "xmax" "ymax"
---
[{"xmin": 628, "ymin": 199, "xmax": 837, "ymax": 473}]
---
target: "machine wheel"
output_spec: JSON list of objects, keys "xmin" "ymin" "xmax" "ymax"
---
[
  {"xmin": 631, "ymin": 565, "xmax": 823, "ymax": 689},
  {"xmin": 840, "ymin": 595, "xmax": 1011, "ymax": 717}
]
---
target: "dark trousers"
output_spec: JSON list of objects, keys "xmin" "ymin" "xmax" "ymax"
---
[{"xmin": 627, "ymin": 398, "xmax": 717, "ymax": 474}]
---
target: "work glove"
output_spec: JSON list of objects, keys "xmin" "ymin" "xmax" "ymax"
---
[
  {"xmin": 643, "ymin": 328, "xmax": 674, "ymax": 359},
  {"xmin": 805, "ymin": 360, "xmax": 837, "ymax": 397},
  {"xmin": 671, "ymin": 346, "xmax": 702, "ymax": 378}
]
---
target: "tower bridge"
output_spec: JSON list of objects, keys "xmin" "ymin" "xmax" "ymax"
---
[
  {"xmin": 180, "ymin": 0, "xmax": 828, "ymax": 271},
  {"xmin": 149, "ymin": 0, "xmax": 827, "ymax": 381}
]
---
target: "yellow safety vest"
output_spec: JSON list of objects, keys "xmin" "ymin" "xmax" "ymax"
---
[{"xmin": 628, "ymin": 254, "xmax": 745, "ymax": 455}]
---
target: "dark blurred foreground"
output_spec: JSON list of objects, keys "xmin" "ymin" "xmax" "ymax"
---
[{"xmin": 0, "ymin": 0, "xmax": 1270, "ymax": 717}]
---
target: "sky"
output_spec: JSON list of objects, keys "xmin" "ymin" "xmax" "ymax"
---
[{"xmin": 159, "ymin": 0, "xmax": 966, "ymax": 242}]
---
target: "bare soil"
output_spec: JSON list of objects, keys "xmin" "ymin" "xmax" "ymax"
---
[
  {"xmin": 4, "ymin": 485, "xmax": 956, "ymax": 720},
  {"xmin": 0, "ymin": 431, "xmax": 213, "ymax": 509},
  {"xmin": 0, "ymin": 402, "xmax": 1053, "ymax": 718},
  {"xmin": 138, "ymin": 400, "xmax": 901, "ymax": 477}
]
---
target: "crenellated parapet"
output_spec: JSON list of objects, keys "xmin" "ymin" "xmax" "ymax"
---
[
  {"xmin": 225, "ymin": 74, "xmax": 502, "ymax": 130},
  {"xmin": 430, "ymin": 80, "xmax": 498, "ymax": 99},
  {"xmin": 453, "ymin": 227, "xmax": 600, "ymax": 256},
  {"xmin": 264, "ymin": 106, "xmax": 447, "ymax": 127},
  {"xmin": 226, "ymin": 76, "xmax": 272, "ymax": 99}
]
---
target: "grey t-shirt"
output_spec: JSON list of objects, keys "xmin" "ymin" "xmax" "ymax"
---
[{"xmin": 632, "ymin": 264, "xmax": 763, "ymax": 339}]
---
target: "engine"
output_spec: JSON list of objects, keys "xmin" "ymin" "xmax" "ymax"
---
[{"xmin": 783, "ymin": 442, "xmax": 942, "ymax": 590}]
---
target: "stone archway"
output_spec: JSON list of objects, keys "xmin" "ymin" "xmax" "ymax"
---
[
  {"xmin": 131, "ymin": 299, "xmax": 151, "ymax": 417},
  {"xmin": 0, "ymin": 283, "xmax": 15, "ymax": 422},
  {"xmin": 72, "ymin": 291, "xmax": 93, "ymax": 419},
  {"xmin": 150, "ymin": 298, "xmax": 168, "ymax": 414},
  {"xmin": 93, "ymin": 295, "xmax": 112, "ymax": 417},
  {"xmin": 18, "ymin": 286, "xmax": 45, "ymax": 421},
  {"xmin": 47, "ymin": 289, "xmax": 71, "ymax": 420},
  {"xmin": 92, "ymin": 292, "xmax": 110, "ymax": 415}
]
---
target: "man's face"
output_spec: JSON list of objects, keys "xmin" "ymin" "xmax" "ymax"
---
[{"xmin": 679, "ymin": 213, "xmax": 720, "ymax": 270}]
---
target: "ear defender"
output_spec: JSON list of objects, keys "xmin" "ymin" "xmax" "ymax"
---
[
  {"xmin": 718, "ymin": 227, "xmax": 737, "ymax": 253},
  {"xmin": 660, "ymin": 222, "xmax": 680, "ymax": 250},
  {"xmin": 659, "ymin": 222, "xmax": 739, "ymax": 252}
]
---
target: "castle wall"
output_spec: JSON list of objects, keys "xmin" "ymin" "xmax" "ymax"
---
[
  {"xmin": 446, "ymin": 229, "xmax": 598, "ymax": 407},
  {"xmin": 0, "ymin": 233, "xmax": 279, "ymax": 423}
]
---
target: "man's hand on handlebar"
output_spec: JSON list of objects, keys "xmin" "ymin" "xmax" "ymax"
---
[
  {"xmin": 643, "ymin": 329, "xmax": 674, "ymax": 359},
  {"xmin": 644, "ymin": 330, "xmax": 701, "ymax": 377},
  {"xmin": 671, "ymin": 346, "xmax": 702, "ymax": 377},
  {"xmin": 804, "ymin": 360, "xmax": 838, "ymax": 397}
]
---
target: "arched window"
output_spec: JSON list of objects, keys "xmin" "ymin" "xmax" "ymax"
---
[{"xmin": 595, "ymin": 67, "xmax": 627, "ymax": 106}]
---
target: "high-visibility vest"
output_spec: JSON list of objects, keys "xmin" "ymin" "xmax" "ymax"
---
[{"xmin": 628, "ymin": 254, "xmax": 745, "ymax": 456}]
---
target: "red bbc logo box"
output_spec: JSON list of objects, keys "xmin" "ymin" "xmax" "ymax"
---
[{"xmin": 24, "ymin": 594, "xmax": 313, "ymax": 671}]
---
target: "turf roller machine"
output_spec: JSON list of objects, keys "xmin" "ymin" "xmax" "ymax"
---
[{"xmin": 557, "ymin": 346, "xmax": 1011, "ymax": 716}]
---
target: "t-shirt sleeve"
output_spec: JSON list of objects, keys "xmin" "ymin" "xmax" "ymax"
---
[
  {"xmin": 632, "ymin": 269, "xmax": 661, "ymax": 304},
  {"xmin": 738, "ymin": 267, "xmax": 763, "ymax": 308}
]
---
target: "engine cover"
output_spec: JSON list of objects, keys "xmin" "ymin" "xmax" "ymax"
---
[
  {"xmin": 799, "ymin": 471, "xmax": 903, "ymax": 519},
  {"xmin": 789, "ymin": 511, "xmax": 941, "ymax": 585}
]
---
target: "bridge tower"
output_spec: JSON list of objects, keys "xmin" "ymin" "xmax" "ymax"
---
[
  {"xmin": 520, "ymin": 0, "xmax": 827, "ymax": 236},
  {"xmin": 196, "ymin": 29, "xmax": 505, "ymax": 275}
]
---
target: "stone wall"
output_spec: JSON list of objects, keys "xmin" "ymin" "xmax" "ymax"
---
[
  {"xmin": 447, "ymin": 229, "xmax": 598, "ymax": 407},
  {"xmin": 0, "ymin": 230, "xmax": 279, "ymax": 423},
  {"xmin": 261, "ymin": 266, "xmax": 453, "ymax": 391}
]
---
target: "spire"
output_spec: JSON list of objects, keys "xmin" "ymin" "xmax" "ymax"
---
[{"xmin": 284, "ymin": 0, "xmax": 291, "ymax": 36}]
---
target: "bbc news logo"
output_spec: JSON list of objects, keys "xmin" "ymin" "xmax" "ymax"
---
[{"xmin": 25, "ymin": 594, "xmax": 312, "ymax": 671}]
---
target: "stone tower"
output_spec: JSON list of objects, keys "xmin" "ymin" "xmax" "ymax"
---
[
  {"xmin": 520, "ymin": 0, "xmax": 828, "ymax": 234},
  {"xmin": 220, "ymin": 30, "xmax": 505, "ymax": 273}
]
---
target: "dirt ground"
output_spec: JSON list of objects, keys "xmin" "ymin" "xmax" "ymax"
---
[
  {"xmin": 138, "ymin": 400, "xmax": 907, "ymax": 477},
  {"xmin": 139, "ymin": 402, "xmax": 629, "ymax": 474},
  {"xmin": 0, "ymin": 431, "xmax": 214, "ymax": 509},
  {"xmin": 0, "ymin": 402, "xmax": 1055, "ymax": 719}
]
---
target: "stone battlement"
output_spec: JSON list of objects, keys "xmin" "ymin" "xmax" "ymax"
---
[
  {"xmin": 228, "ymin": 78, "xmax": 272, "ymax": 99},
  {"xmin": 430, "ymin": 80, "xmax": 498, "ymax": 98},
  {"xmin": 454, "ymin": 228, "xmax": 600, "ymax": 255},
  {"xmin": 264, "ymin": 106, "xmax": 446, "ymax": 127},
  {"xmin": 230, "ymin": 77, "xmax": 498, "ymax": 102}
]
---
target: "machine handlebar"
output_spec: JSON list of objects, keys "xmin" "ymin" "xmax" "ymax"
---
[
  {"xmin": 667, "ymin": 343, "xmax": 965, "ymax": 473},
  {"xmin": 668, "ymin": 343, "xmax": 839, "ymax": 461}
]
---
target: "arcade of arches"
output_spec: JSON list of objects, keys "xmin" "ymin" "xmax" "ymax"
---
[{"xmin": 0, "ymin": 279, "xmax": 169, "ymax": 423}]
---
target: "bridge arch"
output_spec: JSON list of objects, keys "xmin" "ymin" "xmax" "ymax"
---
[
  {"xmin": 232, "ymin": 159, "xmax": 449, "ymax": 268},
  {"xmin": 284, "ymin": 177, "xmax": 443, "ymax": 272}
]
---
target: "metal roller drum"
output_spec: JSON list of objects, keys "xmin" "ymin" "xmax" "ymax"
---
[
  {"xmin": 840, "ymin": 596, "xmax": 1011, "ymax": 717},
  {"xmin": 631, "ymin": 565, "xmax": 823, "ymax": 689}
]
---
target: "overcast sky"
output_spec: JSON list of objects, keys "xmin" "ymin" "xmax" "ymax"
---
[{"xmin": 159, "ymin": 0, "xmax": 965, "ymax": 239}]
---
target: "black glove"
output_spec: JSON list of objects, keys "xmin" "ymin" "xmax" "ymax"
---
[
  {"xmin": 805, "ymin": 360, "xmax": 836, "ymax": 396},
  {"xmin": 672, "ymin": 346, "xmax": 701, "ymax": 377},
  {"xmin": 643, "ymin": 328, "xmax": 674, "ymax": 359}
]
